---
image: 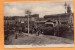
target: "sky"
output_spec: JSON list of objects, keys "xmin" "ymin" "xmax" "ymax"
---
[{"xmin": 4, "ymin": 0, "xmax": 74, "ymax": 18}]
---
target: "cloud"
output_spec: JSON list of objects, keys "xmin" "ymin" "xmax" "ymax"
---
[
  {"xmin": 4, "ymin": 1, "xmax": 73, "ymax": 17},
  {"xmin": 4, "ymin": 6, "xmax": 25, "ymax": 16},
  {"xmin": 31, "ymin": 4, "xmax": 67, "ymax": 17}
]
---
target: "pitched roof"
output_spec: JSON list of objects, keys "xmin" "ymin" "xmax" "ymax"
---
[{"xmin": 44, "ymin": 13, "xmax": 73, "ymax": 18}]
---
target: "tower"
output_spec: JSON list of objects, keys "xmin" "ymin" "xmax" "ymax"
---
[
  {"xmin": 67, "ymin": 4, "xmax": 72, "ymax": 14},
  {"xmin": 64, "ymin": 2, "xmax": 67, "ymax": 13},
  {"xmin": 64, "ymin": 2, "xmax": 72, "ymax": 14},
  {"xmin": 64, "ymin": 2, "xmax": 73, "ymax": 25}
]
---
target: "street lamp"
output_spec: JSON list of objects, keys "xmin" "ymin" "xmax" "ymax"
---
[{"xmin": 25, "ymin": 10, "xmax": 31, "ymax": 34}]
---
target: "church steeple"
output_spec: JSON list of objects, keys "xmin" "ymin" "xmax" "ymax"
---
[
  {"xmin": 64, "ymin": 2, "xmax": 72, "ymax": 14},
  {"xmin": 64, "ymin": 2, "xmax": 73, "ymax": 24},
  {"xmin": 64, "ymin": 2, "xmax": 67, "ymax": 13},
  {"xmin": 67, "ymin": 4, "xmax": 72, "ymax": 14}
]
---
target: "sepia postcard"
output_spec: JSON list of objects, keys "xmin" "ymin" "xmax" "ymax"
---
[{"xmin": 4, "ymin": 0, "xmax": 74, "ymax": 48}]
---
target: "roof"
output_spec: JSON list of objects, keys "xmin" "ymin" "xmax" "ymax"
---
[
  {"xmin": 45, "ymin": 22, "xmax": 54, "ymax": 24},
  {"xmin": 35, "ymin": 20, "xmax": 46, "ymax": 23},
  {"xmin": 44, "ymin": 13, "xmax": 73, "ymax": 18},
  {"xmin": 4, "ymin": 14, "xmax": 39, "ymax": 18}
]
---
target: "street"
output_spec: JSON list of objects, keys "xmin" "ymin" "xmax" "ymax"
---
[{"xmin": 5, "ymin": 33, "xmax": 74, "ymax": 45}]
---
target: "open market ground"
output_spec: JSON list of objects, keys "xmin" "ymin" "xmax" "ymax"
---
[{"xmin": 5, "ymin": 32, "xmax": 74, "ymax": 45}]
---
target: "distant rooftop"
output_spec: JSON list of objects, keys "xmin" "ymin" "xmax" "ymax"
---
[{"xmin": 44, "ymin": 13, "xmax": 73, "ymax": 18}]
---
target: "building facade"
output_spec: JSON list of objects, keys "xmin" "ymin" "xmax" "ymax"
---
[{"xmin": 44, "ymin": 4, "xmax": 73, "ymax": 26}]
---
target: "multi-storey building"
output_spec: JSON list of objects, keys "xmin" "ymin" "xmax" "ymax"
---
[{"xmin": 44, "ymin": 4, "xmax": 73, "ymax": 26}]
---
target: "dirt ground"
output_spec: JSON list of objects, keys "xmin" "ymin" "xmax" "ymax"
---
[{"xmin": 5, "ymin": 33, "xmax": 74, "ymax": 45}]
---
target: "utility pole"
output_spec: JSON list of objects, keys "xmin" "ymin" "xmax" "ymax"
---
[
  {"xmin": 25, "ymin": 10, "xmax": 31, "ymax": 34},
  {"xmin": 28, "ymin": 15, "xmax": 29, "ymax": 34}
]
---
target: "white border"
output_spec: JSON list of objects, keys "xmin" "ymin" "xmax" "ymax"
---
[{"xmin": 4, "ymin": 44, "xmax": 74, "ymax": 48}]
